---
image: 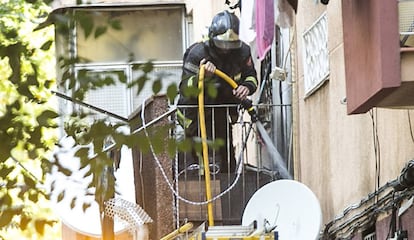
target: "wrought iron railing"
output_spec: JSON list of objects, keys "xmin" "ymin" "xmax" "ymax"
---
[{"xmin": 172, "ymin": 103, "xmax": 291, "ymax": 226}]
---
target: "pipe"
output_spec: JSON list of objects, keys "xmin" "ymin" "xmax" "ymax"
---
[
  {"xmin": 52, "ymin": 90, "xmax": 128, "ymax": 122},
  {"xmin": 198, "ymin": 65, "xmax": 215, "ymax": 226}
]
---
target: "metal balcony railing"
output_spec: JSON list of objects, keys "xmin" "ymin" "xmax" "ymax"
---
[
  {"xmin": 62, "ymin": 58, "xmax": 293, "ymax": 227},
  {"xmin": 172, "ymin": 103, "xmax": 290, "ymax": 226},
  {"xmin": 399, "ymin": 0, "xmax": 414, "ymax": 35},
  {"xmin": 399, "ymin": 0, "xmax": 414, "ymax": 47}
]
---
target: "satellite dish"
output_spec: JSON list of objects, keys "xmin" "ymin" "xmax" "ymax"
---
[
  {"xmin": 48, "ymin": 137, "xmax": 136, "ymax": 237},
  {"xmin": 242, "ymin": 180, "xmax": 322, "ymax": 240}
]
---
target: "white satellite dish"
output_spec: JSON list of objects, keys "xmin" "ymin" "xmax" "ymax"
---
[
  {"xmin": 48, "ymin": 137, "xmax": 136, "ymax": 237},
  {"xmin": 242, "ymin": 180, "xmax": 322, "ymax": 240}
]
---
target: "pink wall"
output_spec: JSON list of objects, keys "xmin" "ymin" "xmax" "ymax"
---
[{"xmin": 342, "ymin": 0, "xmax": 401, "ymax": 114}]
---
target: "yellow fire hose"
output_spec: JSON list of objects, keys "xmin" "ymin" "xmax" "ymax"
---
[
  {"xmin": 159, "ymin": 67, "xmax": 258, "ymax": 239},
  {"xmin": 198, "ymin": 65, "xmax": 215, "ymax": 226},
  {"xmin": 160, "ymin": 222, "xmax": 194, "ymax": 240},
  {"xmin": 198, "ymin": 66, "xmax": 249, "ymax": 227},
  {"xmin": 215, "ymin": 69, "xmax": 257, "ymax": 116},
  {"xmin": 214, "ymin": 68, "xmax": 238, "ymax": 89}
]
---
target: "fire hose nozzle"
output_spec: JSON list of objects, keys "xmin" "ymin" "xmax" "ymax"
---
[{"xmin": 241, "ymin": 99, "xmax": 258, "ymax": 122}]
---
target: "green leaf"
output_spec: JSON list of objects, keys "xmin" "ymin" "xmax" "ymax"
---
[
  {"xmin": 0, "ymin": 207, "xmax": 23, "ymax": 228},
  {"xmin": 132, "ymin": 63, "xmax": 141, "ymax": 71},
  {"xmin": 74, "ymin": 147, "xmax": 89, "ymax": 158},
  {"xmin": 94, "ymin": 26, "xmax": 107, "ymax": 39},
  {"xmin": 152, "ymin": 79, "xmax": 162, "ymax": 95},
  {"xmin": 57, "ymin": 191, "xmax": 65, "ymax": 202},
  {"xmin": 132, "ymin": 74, "xmax": 149, "ymax": 96},
  {"xmin": 20, "ymin": 215, "xmax": 30, "ymax": 230},
  {"xmin": 103, "ymin": 75, "xmax": 115, "ymax": 86},
  {"xmin": 193, "ymin": 139, "xmax": 202, "ymax": 154},
  {"xmin": 1, "ymin": 193, "xmax": 13, "ymax": 206},
  {"xmin": 83, "ymin": 169, "xmax": 93, "ymax": 178},
  {"xmin": 27, "ymin": 148, "xmax": 38, "ymax": 160},
  {"xmin": 35, "ymin": 219, "xmax": 46, "ymax": 235},
  {"xmin": 50, "ymin": 180, "xmax": 56, "ymax": 193},
  {"xmin": 4, "ymin": 29, "xmax": 18, "ymax": 40},
  {"xmin": 29, "ymin": 127, "xmax": 43, "ymax": 150},
  {"xmin": 24, "ymin": 174, "xmax": 37, "ymax": 189},
  {"xmin": 136, "ymin": 133, "xmax": 150, "ymax": 153},
  {"xmin": 27, "ymin": 74, "xmax": 39, "ymax": 87},
  {"xmin": 37, "ymin": 110, "xmax": 59, "ymax": 126},
  {"xmin": 182, "ymin": 84, "xmax": 200, "ymax": 98},
  {"xmin": 206, "ymin": 82, "xmax": 218, "ymax": 98},
  {"xmin": 151, "ymin": 137, "xmax": 163, "ymax": 154},
  {"xmin": 166, "ymin": 83, "xmax": 178, "ymax": 103},
  {"xmin": 118, "ymin": 71, "xmax": 127, "ymax": 83},
  {"xmin": 55, "ymin": 160, "xmax": 74, "ymax": 176},
  {"xmin": 79, "ymin": 14, "xmax": 94, "ymax": 39},
  {"xmin": 40, "ymin": 40, "xmax": 53, "ymax": 51},
  {"xmin": 28, "ymin": 191, "xmax": 39, "ymax": 202},
  {"xmin": 82, "ymin": 202, "xmax": 91, "ymax": 212},
  {"xmin": 0, "ymin": 166, "xmax": 13, "ymax": 179},
  {"xmin": 70, "ymin": 197, "xmax": 76, "ymax": 209},
  {"xmin": 17, "ymin": 82, "xmax": 34, "ymax": 99},
  {"xmin": 142, "ymin": 62, "xmax": 154, "ymax": 73},
  {"xmin": 211, "ymin": 138, "xmax": 224, "ymax": 150},
  {"xmin": 0, "ymin": 210, "xmax": 15, "ymax": 228},
  {"xmin": 167, "ymin": 138, "xmax": 177, "ymax": 157},
  {"xmin": 44, "ymin": 80, "xmax": 54, "ymax": 88},
  {"xmin": 6, "ymin": 178, "xmax": 18, "ymax": 188},
  {"xmin": 177, "ymin": 138, "xmax": 193, "ymax": 152},
  {"xmin": 109, "ymin": 19, "xmax": 122, "ymax": 30}
]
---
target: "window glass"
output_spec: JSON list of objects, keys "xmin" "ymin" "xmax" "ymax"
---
[{"xmin": 76, "ymin": 8, "xmax": 183, "ymax": 62}]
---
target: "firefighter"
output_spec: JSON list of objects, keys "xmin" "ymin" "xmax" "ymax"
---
[{"xmin": 177, "ymin": 10, "xmax": 258, "ymax": 173}]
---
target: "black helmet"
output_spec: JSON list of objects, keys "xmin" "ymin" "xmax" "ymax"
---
[{"xmin": 208, "ymin": 11, "xmax": 242, "ymax": 50}]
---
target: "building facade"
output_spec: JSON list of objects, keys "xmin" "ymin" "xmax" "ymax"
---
[
  {"xmin": 293, "ymin": 0, "xmax": 414, "ymax": 239},
  {"xmin": 51, "ymin": 0, "xmax": 414, "ymax": 239}
]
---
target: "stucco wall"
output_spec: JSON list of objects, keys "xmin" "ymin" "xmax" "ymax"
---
[
  {"xmin": 185, "ymin": 0, "xmax": 233, "ymax": 41},
  {"xmin": 294, "ymin": 0, "xmax": 414, "ymax": 232}
]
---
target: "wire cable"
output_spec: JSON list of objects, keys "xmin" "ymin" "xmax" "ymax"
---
[
  {"xmin": 139, "ymin": 97, "xmax": 245, "ymax": 206},
  {"xmin": 10, "ymin": 155, "xmax": 44, "ymax": 186},
  {"xmin": 369, "ymin": 108, "xmax": 381, "ymax": 203},
  {"xmin": 407, "ymin": 110, "xmax": 414, "ymax": 145}
]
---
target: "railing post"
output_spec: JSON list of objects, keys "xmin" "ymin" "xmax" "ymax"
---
[{"xmin": 129, "ymin": 95, "xmax": 174, "ymax": 240}]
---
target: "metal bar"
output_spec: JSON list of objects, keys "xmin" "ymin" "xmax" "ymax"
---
[
  {"xmin": 52, "ymin": 90, "xmax": 128, "ymax": 122},
  {"xmin": 130, "ymin": 107, "xmax": 177, "ymax": 135}
]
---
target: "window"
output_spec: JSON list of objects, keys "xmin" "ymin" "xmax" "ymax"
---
[
  {"xmin": 76, "ymin": 7, "xmax": 184, "ymax": 63},
  {"xmin": 59, "ymin": 5, "xmax": 186, "ymax": 119},
  {"xmin": 302, "ymin": 12, "xmax": 329, "ymax": 96}
]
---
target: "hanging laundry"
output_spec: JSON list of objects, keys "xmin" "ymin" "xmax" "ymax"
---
[
  {"xmin": 256, "ymin": 0, "xmax": 275, "ymax": 60},
  {"xmin": 239, "ymin": 0, "xmax": 256, "ymax": 44},
  {"xmin": 275, "ymin": 0, "xmax": 297, "ymax": 28}
]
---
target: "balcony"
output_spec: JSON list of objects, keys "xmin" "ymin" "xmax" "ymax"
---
[
  {"xmin": 342, "ymin": 0, "xmax": 414, "ymax": 114},
  {"xmin": 377, "ymin": 0, "xmax": 414, "ymax": 108},
  {"xmin": 128, "ymin": 97, "xmax": 292, "ymax": 238}
]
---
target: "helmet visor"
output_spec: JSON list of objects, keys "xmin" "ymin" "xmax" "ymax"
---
[
  {"xmin": 212, "ymin": 38, "xmax": 242, "ymax": 50},
  {"xmin": 212, "ymin": 28, "xmax": 242, "ymax": 50}
]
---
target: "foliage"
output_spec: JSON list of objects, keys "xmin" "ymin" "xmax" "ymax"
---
[
  {"xmin": 0, "ymin": 0, "xmax": 218, "ymax": 238},
  {"xmin": 0, "ymin": 0, "xmax": 59, "ymax": 238},
  {"xmin": 49, "ymin": 7, "xmax": 190, "ymax": 226}
]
